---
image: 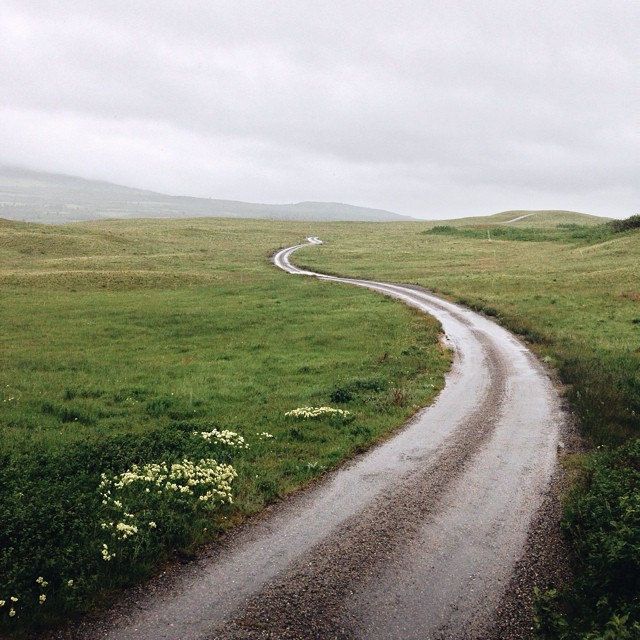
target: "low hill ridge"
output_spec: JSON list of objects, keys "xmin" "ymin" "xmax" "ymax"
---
[{"xmin": 0, "ymin": 166, "xmax": 409, "ymax": 223}]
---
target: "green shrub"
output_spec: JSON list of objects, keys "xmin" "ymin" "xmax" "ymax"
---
[
  {"xmin": 329, "ymin": 387, "xmax": 354, "ymax": 403},
  {"xmin": 535, "ymin": 440, "xmax": 640, "ymax": 638},
  {"xmin": 609, "ymin": 215, "xmax": 640, "ymax": 233},
  {"xmin": 0, "ymin": 426, "xmax": 243, "ymax": 631}
]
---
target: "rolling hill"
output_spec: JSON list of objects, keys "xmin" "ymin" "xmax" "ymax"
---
[
  {"xmin": 0, "ymin": 166, "xmax": 410, "ymax": 223},
  {"xmin": 435, "ymin": 209, "xmax": 612, "ymax": 228}
]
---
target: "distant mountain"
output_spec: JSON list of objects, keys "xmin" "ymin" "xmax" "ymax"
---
[{"xmin": 0, "ymin": 166, "xmax": 410, "ymax": 223}]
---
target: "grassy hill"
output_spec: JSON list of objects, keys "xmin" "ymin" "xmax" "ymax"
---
[
  {"xmin": 0, "ymin": 166, "xmax": 410, "ymax": 223},
  {"xmin": 431, "ymin": 209, "xmax": 612, "ymax": 228},
  {"xmin": 1, "ymin": 211, "xmax": 638, "ymax": 635}
]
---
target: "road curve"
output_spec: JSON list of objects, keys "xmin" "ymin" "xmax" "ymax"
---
[{"xmin": 66, "ymin": 238, "xmax": 563, "ymax": 640}]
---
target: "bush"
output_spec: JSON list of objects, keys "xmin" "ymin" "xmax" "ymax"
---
[
  {"xmin": 609, "ymin": 215, "xmax": 640, "ymax": 233},
  {"xmin": 535, "ymin": 439, "xmax": 640, "ymax": 638},
  {"xmin": 329, "ymin": 387, "xmax": 354, "ymax": 403}
]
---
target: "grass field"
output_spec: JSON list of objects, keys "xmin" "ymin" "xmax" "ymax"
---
[
  {"xmin": 297, "ymin": 218, "xmax": 640, "ymax": 638},
  {"xmin": 1, "ymin": 214, "xmax": 638, "ymax": 637},
  {"xmin": 0, "ymin": 218, "xmax": 450, "ymax": 632}
]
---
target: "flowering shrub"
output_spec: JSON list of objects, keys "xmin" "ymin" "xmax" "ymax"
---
[
  {"xmin": 285, "ymin": 406, "xmax": 352, "ymax": 420},
  {"xmin": 0, "ymin": 576, "xmax": 50, "ymax": 622},
  {"xmin": 98, "ymin": 458, "xmax": 237, "ymax": 561},
  {"xmin": 0, "ymin": 422, "xmax": 249, "ymax": 628}
]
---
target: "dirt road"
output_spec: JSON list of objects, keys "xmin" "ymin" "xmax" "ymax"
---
[{"xmin": 64, "ymin": 238, "xmax": 563, "ymax": 640}]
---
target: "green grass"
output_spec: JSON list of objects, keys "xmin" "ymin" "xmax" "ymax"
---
[
  {"xmin": 2, "ymin": 212, "xmax": 638, "ymax": 636},
  {"xmin": 0, "ymin": 218, "xmax": 450, "ymax": 632},
  {"xmin": 296, "ymin": 218, "xmax": 640, "ymax": 637},
  {"xmin": 424, "ymin": 223, "xmax": 617, "ymax": 244},
  {"xmin": 298, "ymin": 220, "xmax": 640, "ymax": 445}
]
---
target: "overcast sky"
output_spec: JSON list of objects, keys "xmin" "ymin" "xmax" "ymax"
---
[{"xmin": 1, "ymin": 1, "xmax": 638, "ymax": 218}]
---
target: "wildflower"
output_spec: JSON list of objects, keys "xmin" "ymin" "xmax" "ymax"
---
[
  {"xmin": 101, "ymin": 544, "xmax": 115, "ymax": 561},
  {"xmin": 193, "ymin": 429, "xmax": 248, "ymax": 449},
  {"xmin": 257, "ymin": 431, "xmax": 274, "ymax": 439},
  {"xmin": 39, "ymin": 594, "xmax": 46, "ymax": 605},
  {"xmin": 148, "ymin": 521, "xmax": 157, "ymax": 528},
  {"xmin": 8, "ymin": 608, "xmax": 15, "ymax": 617},
  {"xmin": 115, "ymin": 522, "xmax": 138, "ymax": 539},
  {"xmin": 285, "ymin": 406, "xmax": 352, "ymax": 419},
  {"xmin": 10, "ymin": 597, "xmax": 18, "ymax": 602},
  {"xmin": 35, "ymin": 577, "xmax": 48, "ymax": 587},
  {"xmin": 0, "ymin": 600, "xmax": 5, "ymax": 607},
  {"xmin": 67, "ymin": 580, "xmax": 74, "ymax": 587}
]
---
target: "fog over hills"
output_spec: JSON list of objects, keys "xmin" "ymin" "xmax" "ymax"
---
[{"xmin": 0, "ymin": 166, "xmax": 410, "ymax": 223}]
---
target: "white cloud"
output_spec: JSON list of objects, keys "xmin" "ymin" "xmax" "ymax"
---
[{"xmin": 0, "ymin": 0, "xmax": 638, "ymax": 217}]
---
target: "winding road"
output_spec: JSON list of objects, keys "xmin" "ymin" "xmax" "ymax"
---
[{"xmin": 68, "ymin": 238, "xmax": 564, "ymax": 640}]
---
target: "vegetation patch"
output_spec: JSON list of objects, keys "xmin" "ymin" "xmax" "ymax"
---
[
  {"xmin": 535, "ymin": 440, "xmax": 640, "ymax": 638},
  {"xmin": 423, "ymin": 223, "xmax": 620, "ymax": 244},
  {"xmin": 609, "ymin": 214, "xmax": 640, "ymax": 233},
  {"xmin": 0, "ymin": 218, "xmax": 450, "ymax": 633}
]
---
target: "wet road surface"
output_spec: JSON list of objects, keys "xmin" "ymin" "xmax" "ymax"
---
[{"xmin": 61, "ymin": 238, "xmax": 563, "ymax": 640}]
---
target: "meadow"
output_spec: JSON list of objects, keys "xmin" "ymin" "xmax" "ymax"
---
[
  {"xmin": 1, "ymin": 213, "xmax": 638, "ymax": 638},
  {"xmin": 0, "ymin": 218, "xmax": 450, "ymax": 632},
  {"xmin": 297, "ymin": 216, "xmax": 640, "ymax": 638}
]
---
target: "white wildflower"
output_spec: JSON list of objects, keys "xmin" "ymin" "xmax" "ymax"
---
[
  {"xmin": 285, "ymin": 406, "xmax": 352, "ymax": 419},
  {"xmin": 101, "ymin": 544, "xmax": 115, "ymax": 561},
  {"xmin": 115, "ymin": 522, "xmax": 138, "ymax": 540},
  {"xmin": 193, "ymin": 429, "xmax": 248, "ymax": 449}
]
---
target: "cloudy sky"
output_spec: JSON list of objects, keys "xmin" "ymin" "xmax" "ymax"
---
[{"xmin": 1, "ymin": 1, "xmax": 638, "ymax": 218}]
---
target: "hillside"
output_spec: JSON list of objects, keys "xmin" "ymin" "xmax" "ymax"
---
[
  {"xmin": 0, "ymin": 166, "xmax": 409, "ymax": 223},
  {"xmin": 435, "ymin": 209, "xmax": 612, "ymax": 228}
]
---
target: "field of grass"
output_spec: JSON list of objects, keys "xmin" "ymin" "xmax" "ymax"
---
[
  {"xmin": 2, "ymin": 213, "xmax": 638, "ymax": 637},
  {"xmin": 297, "ymin": 218, "xmax": 640, "ymax": 638},
  {"xmin": 0, "ymin": 218, "xmax": 450, "ymax": 632}
]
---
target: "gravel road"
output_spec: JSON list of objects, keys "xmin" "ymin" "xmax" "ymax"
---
[{"xmin": 56, "ymin": 237, "xmax": 564, "ymax": 640}]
